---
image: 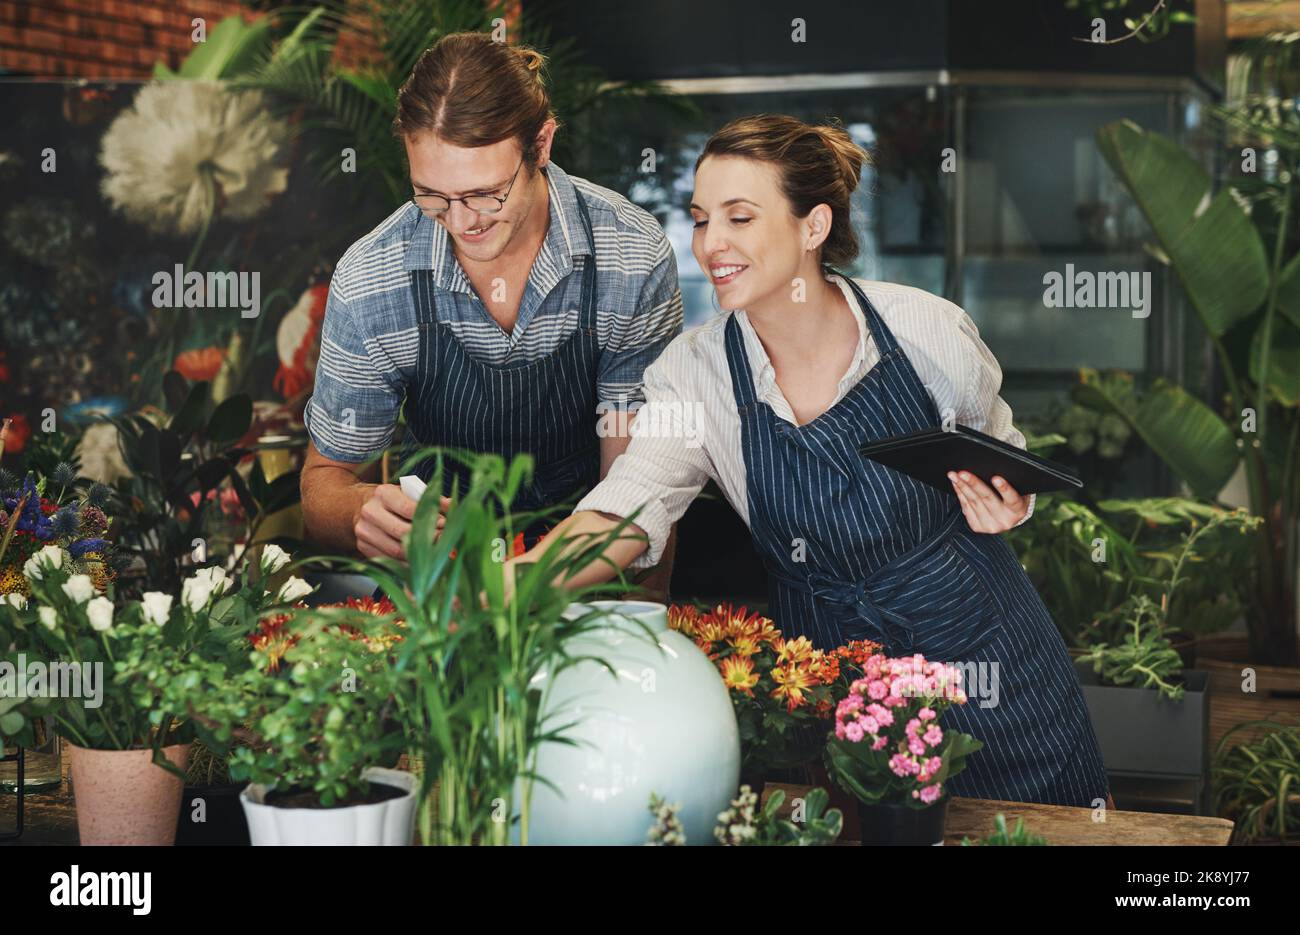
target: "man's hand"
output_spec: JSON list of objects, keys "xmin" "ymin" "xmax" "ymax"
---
[
  {"xmin": 353, "ymin": 485, "xmax": 449, "ymax": 560},
  {"xmin": 948, "ymin": 471, "xmax": 1027, "ymax": 533}
]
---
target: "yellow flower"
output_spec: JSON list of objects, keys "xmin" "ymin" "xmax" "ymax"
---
[
  {"xmin": 720, "ymin": 655, "xmax": 759, "ymax": 696},
  {"xmin": 774, "ymin": 635, "xmax": 815, "ymax": 666},
  {"xmin": 770, "ymin": 663, "xmax": 817, "ymax": 712},
  {"xmin": 0, "ymin": 564, "xmax": 29, "ymax": 598}
]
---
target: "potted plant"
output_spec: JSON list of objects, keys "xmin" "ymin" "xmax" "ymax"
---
[
  {"xmin": 960, "ymin": 813, "xmax": 1050, "ymax": 846},
  {"xmin": 0, "ymin": 548, "xmax": 278, "ymax": 844},
  {"xmin": 174, "ymin": 741, "xmax": 250, "ymax": 847},
  {"xmin": 667, "ymin": 603, "xmax": 881, "ymax": 786},
  {"xmin": 645, "ymin": 784, "xmax": 844, "ymax": 846},
  {"xmin": 823, "ymin": 653, "xmax": 982, "ymax": 846},
  {"xmin": 1212, "ymin": 719, "xmax": 1300, "ymax": 845},
  {"xmin": 316, "ymin": 448, "xmax": 645, "ymax": 845},
  {"xmin": 127, "ymin": 580, "xmax": 415, "ymax": 846}
]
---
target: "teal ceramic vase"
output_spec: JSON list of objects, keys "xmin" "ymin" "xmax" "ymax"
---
[{"xmin": 520, "ymin": 601, "xmax": 741, "ymax": 845}]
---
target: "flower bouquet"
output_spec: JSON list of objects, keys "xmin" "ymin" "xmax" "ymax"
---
[
  {"xmin": 667, "ymin": 603, "xmax": 880, "ymax": 781},
  {"xmin": 0, "ymin": 541, "xmax": 296, "ymax": 843},
  {"xmin": 824, "ymin": 652, "xmax": 983, "ymax": 845}
]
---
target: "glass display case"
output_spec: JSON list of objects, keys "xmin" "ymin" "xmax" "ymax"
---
[{"xmin": 581, "ymin": 72, "xmax": 1215, "ymax": 419}]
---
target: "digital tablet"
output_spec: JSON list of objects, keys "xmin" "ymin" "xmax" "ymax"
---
[{"xmin": 858, "ymin": 425, "xmax": 1083, "ymax": 495}]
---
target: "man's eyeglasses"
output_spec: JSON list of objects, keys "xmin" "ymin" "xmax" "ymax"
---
[{"xmin": 411, "ymin": 157, "xmax": 526, "ymax": 218}]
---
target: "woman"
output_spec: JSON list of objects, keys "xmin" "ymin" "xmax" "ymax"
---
[{"xmin": 510, "ymin": 115, "xmax": 1110, "ymax": 808}]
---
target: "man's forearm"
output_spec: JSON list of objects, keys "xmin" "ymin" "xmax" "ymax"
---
[{"xmin": 300, "ymin": 467, "xmax": 377, "ymax": 555}]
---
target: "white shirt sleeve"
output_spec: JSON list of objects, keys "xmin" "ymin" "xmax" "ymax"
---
[
  {"xmin": 573, "ymin": 339, "xmax": 716, "ymax": 568},
  {"xmin": 951, "ymin": 308, "xmax": 1036, "ymax": 525}
]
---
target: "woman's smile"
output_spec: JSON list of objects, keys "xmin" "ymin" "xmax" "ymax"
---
[{"xmin": 710, "ymin": 263, "xmax": 749, "ymax": 285}]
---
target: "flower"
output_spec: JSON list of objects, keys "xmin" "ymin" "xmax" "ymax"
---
[
  {"xmin": 181, "ymin": 566, "xmax": 232, "ymax": 612},
  {"xmin": 719, "ymin": 655, "xmax": 759, "ymax": 695},
  {"xmin": 74, "ymin": 423, "xmax": 131, "ymax": 485},
  {"xmin": 273, "ymin": 283, "xmax": 329, "ymax": 399},
  {"xmin": 69, "ymin": 537, "xmax": 108, "ymax": 560},
  {"xmin": 86, "ymin": 596, "xmax": 114, "ymax": 632},
  {"xmin": 259, "ymin": 543, "xmax": 290, "ymax": 576},
  {"xmin": 770, "ymin": 662, "xmax": 817, "ymax": 713},
  {"xmin": 23, "ymin": 544, "xmax": 65, "ymax": 582},
  {"xmin": 276, "ymin": 575, "xmax": 313, "ymax": 604},
  {"xmin": 0, "ymin": 414, "xmax": 30, "ymax": 455},
  {"xmin": 61, "ymin": 574, "xmax": 95, "ymax": 604},
  {"xmin": 141, "ymin": 592, "xmax": 173, "ymax": 627},
  {"xmin": 38, "ymin": 606, "xmax": 57, "ymax": 630},
  {"xmin": 3, "ymin": 592, "xmax": 26, "ymax": 609},
  {"xmin": 99, "ymin": 82, "xmax": 288, "ymax": 236},
  {"xmin": 173, "ymin": 347, "xmax": 225, "ymax": 382}
]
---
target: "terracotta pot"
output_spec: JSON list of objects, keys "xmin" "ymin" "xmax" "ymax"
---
[{"xmin": 67, "ymin": 742, "xmax": 191, "ymax": 845}]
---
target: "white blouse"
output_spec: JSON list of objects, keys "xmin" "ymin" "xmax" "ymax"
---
[{"xmin": 575, "ymin": 273, "xmax": 1035, "ymax": 568}]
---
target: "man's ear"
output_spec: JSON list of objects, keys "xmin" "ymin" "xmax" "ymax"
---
[{"xmin": 534, "ymin": 118, "xmax": 558, "ymax": 167}]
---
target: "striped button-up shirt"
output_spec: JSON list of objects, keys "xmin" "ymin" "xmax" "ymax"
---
[
  {"xmin": 576, "ymin": 273, "xmax": 1035, "ymax": 567},
  {"xmin": 305, "ymin": 162, "xmax": 683, "ymax": 462}
]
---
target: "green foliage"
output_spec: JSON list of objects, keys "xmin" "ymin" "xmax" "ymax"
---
[
  {"xmin": 1095, "ymin": 118, "xmax": 1300, "ymax": 663},
  {"xmin": 1075, "ymin": 594, "xmax": 1186, "ymax": 699},
  {"xmin": 1213, "ymin": 720, "xmax": 1300, "ymax": 844},
  {"xmin": 106, "ymin": 372, "xmax": 300, "ymax": 598},
  {"xmin": 960, "ymin": 812, "xmax": 1050, "ymax": 846},
  {"xmin": 716, "ymin": 785, "xmax": 843, "ymax": 846},
  {"xmin": 320, "ymin": 447, "xmax": 644, "ymax": 844},
  {"xmin": 186, "ymin": 3, "xmax": 685, "ymax": 208}
]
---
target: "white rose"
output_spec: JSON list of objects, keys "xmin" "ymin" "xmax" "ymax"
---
[
  {"xmin": 61, "ymin": 574, "xmax": 96, "ymax": 605},
  {"xmin": 259, "ymin": 543, "xmax": 290, "ymax": 575},
  {"xmin": 276, "ymin": 575, "xmax": 313, "ymax": 604},
  {"xmin": 23, "ymin": 544, "xmax": 66, "ymax": 582},
  {"xmin": 192, "ymin": 566, "xmax": 234, "ymax": 596},
  {"xmin": 181, "ymin": 575, "xmax": 215, "ymax": 613},
  {"xmin": 86, "ymin": 596, "xmax": 114, "ymax": 632},
  {"xmin": 3, "ymin": 592, "xmax": 26, "ymax": 610},
  {"xmin": 141, "ymin": 592, "xmax": 173, "ymax": 627},
  {"xmin": 38, "ymin": 606, "xmax": 57, "ymax": 631}
]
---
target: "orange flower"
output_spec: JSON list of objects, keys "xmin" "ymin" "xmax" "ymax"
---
[
  {"xmin": 173, "ymin": 346, "xmax": 225, "ymax": 381},
  {"xmin": 720, "ymin": 655, "xmax": 759, "ymax": 696},
  {"xmin": 667, "ymin": 604, "xmax": 702, "ymax": 637},
  {"xmin": 807, "ymin": 649, "xmax": 842, "ymax": 685},
  {"xmin": 1, "ymin": 413, "xmax": 31, "ymax": 455},
  {"xmin": 774, "ymin": 635, "xmax": 815, "ymax": 666},
  {"xmin": 770, "ymin": 663, "xmax": 817, "ymax": 713}
]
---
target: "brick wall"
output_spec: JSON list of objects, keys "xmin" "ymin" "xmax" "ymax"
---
[
  {"xmin": 0, "ymin": 0, "xmax": 392, "ymax": 78},
  {"xmin": 0, "ymin": 0, "xmax": 255, "ymax": 78}
]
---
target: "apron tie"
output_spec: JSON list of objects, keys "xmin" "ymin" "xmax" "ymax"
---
[{"xmin": 767, "ymin": 509, "xmax": 965, "ymax": 654}]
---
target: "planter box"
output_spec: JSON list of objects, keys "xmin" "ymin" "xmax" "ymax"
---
[
  {"xmin": 1195, "ymin": 635, "xmax": 1300, "ymax": 751},
  {"xmin": 1075, "ymin": 663, "xmax": 1209, "ymax": 777}
]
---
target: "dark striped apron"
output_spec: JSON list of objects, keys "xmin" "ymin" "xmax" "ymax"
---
[
  {"xmin": 724, "ymin": 274, "xmax": 1110, "ymax": 807},
  {"xmin": 402, "ymin": 191, "xmax": 601, "ymax": 543}
]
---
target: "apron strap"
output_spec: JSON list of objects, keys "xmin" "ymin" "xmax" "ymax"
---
[
  {"xmin": 826, "ymin": 268, "xmax": 900, "ymax": 358},
  {"xmin": 723, "ymin": 313, "xmax": 759, "ymax": 410},
  {"xmin": 571, "ymin": 190, "xmax": 599, "ymax": 333}
]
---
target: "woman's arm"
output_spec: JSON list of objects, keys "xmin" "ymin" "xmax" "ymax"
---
[{"xmin": 508, "ymin": 341, "xmax": 716, "ymax": 590}]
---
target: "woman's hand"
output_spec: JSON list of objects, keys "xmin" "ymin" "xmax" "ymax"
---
[{"xmin": 948, "ymin": 471, "xmax": 1027, "ymax": 533}]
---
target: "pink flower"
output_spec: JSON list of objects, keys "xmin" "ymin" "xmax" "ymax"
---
[
  {"xmin": 919, "ymin": 783, "xmax": 943, "ymax": 804},
  {"xmin": 844, "ymin": 721, "xmax": 865, "ymax": 743},
  {"xmin": 923, "ymin": 725, "xmax": 944, "ymax": 746},
  {"xmin": 918, "ymin": 707, "xmax": 936, "ymax": 721},
  {"xmin": 867, "ymin": 679, "xmax": 889, "ymax": 700},
  {"xmin": 908, "ymin": 736, "xmax": 927, "ymax": 756}
]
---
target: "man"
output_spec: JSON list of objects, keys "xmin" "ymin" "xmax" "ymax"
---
[{"xmin": 301, "ymin": 32, "xmax": 682, "ymax": 590}]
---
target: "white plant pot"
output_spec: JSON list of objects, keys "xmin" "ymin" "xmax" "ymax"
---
[
  {"xmin": 520, "ymin": 601, "xmax": 741, "ymax": 845},
  {"xmin": 240, "ymin": 767, "xmax": 416, "ymax": 846}
]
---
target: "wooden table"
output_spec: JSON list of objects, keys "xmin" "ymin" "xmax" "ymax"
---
[
  {"xmin": 764, "ymin": 783, "xmax": 1235, "ymax": 845},
  {"xmin": 1, "ymin": 772, "xmax": 1234, "ymax": 846}
]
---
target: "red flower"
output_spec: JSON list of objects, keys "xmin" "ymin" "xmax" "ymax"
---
[
  {"xmin": 1, "ymin": 414, "xmax": 30, "ymax": 454},
  {"xmin": 173, "ymin": 347, "xmax": 225, "ymax": 381}
]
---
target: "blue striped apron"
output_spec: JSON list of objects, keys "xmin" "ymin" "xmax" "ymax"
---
[
  {"xmin": 402, "ymin": 192, "xmax": 601, "ymax": 543},
  {"xmin": 724, "ymin": 275, "xmax": 1110, "ymax": 807}
]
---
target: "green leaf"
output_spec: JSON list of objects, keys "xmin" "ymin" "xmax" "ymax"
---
[
  {"xmin": 1076, "ymin": 372, "xmax": 1238, "ymax": 499},
  {"xmin": 168, "ymin": 378, "xmax": 210, "ymax": 438},
  {"xmin": 1096, "ymin": 120, "xmax": 1268, "ymax": 337},
  {"xmin": 1250, "ymin": 316, "xmax": 1300, "ymax": 406},
  {"xmin": 205, "ymin": 394, "xmax": 252, "ymax": 445},
  {"xmin": 1272, "ymin": 252, "xmax": 1300, "ymax": 333},
  {"xmin": 164, "ymin": 15, "xmax": 273, "ymax": 81},
  {"xmin": 0, "ymin": 711, "xmax": 24, "ymax": 735}
]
